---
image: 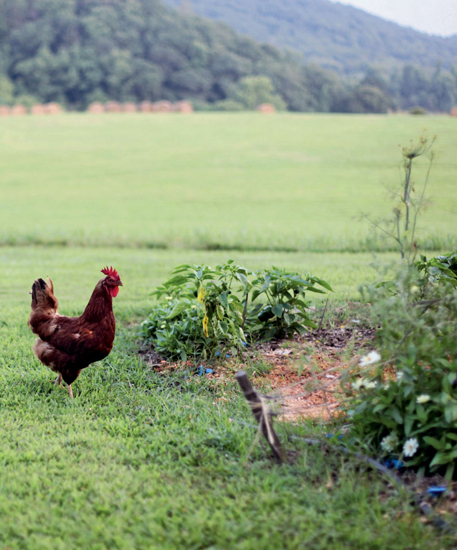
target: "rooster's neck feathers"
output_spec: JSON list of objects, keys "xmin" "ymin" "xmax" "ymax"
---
[{"xmin": 82, "ymin": 279, "xmax": 113, "ymax": 322}]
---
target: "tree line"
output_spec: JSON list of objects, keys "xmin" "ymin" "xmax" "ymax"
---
[{"xmin": 0, "ymin": 0, "xmax": 456, "ymax": 113}]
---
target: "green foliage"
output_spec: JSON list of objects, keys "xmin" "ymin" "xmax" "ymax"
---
[
  {"xmin": 141, "ymin": 260, "xmax": 251, "ymax": 360},
  {"xmin": 248, "ymin": 268, "xmax": 332, "ymax": 339},
  {"xmin": 14, "ymin": 93, "xmax": 39, "ymax": 109},
  {"xmin": 3, "ymin": 0, "xmax": 454, "ymax": 113},
  {"xmin": 409, "ymin": 107, "xmax": 427, "ymax": 115},
  {"xmin": 213, "ymin": 99, "xmax": 245, "ymax": 111},
  {"xmin": 344, "ymin": 266, "xmax": 457, "ymax": 478},
  {"xmin": 0, "ymin": 0, "xmax": 345, "ymax": 111},
  {"xmin": 140, "ymin": 261, "xmax": 331, "ymax": 359},
  {"xmin": 0, "ymin": 74, "xmax": 14, "ymax": 105},
  {"xmin": 336, "ymin": 84, "xmax": 392, "ymax": 114},
  {"xmin": 415, "ymin": 251, "xmax": 457, "ymax": 289},
  {"xmin": 229, "ymin": 76, "xmax": 287, "ymax": 110}
]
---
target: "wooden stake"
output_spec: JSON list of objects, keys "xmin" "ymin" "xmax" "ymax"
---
[{"xmin": 235, "ymin": 369, "xmax": 283, "ymax": 462}]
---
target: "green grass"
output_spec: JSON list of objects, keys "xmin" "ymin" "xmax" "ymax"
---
[
  {"xmin": 1, "ymin": 247, "xmax": 456, "ymax": 549},
  {"xmin": 1, "ymin": 112, "xmax": 457, "ymax": 547},
  {"xmin": 0, "ymin": 113, "xmax": 456, "ymax": 252}
]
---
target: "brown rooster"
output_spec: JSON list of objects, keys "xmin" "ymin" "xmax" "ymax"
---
[{"xmin": 28, "ymin": 267, "xmax": 123, "ymax": 397}]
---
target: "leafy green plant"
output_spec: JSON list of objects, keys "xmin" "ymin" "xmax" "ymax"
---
[
  {"xmin": 140, "ymin": 261, "xmax": 332, "ymax": 360},
  {"xmin": 415, "ymin": 250, "xmax": 457, "ymax": 290},
  {"xmin": 141, "ymin": 261, "xmax": 250, "ymax": 360},
  {"xmin": 248, "ymin": 268, "xmax": 332, "ymax": 339},
  {"xmin": 343, "ymin": 266, "xmax": 457, "ymax": 478}
]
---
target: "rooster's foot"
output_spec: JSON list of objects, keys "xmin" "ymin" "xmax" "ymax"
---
[
  {"xmin": 52, "ymin": 374, "xmax": 62, "ymax": 386},
  {"xmin": 67, "ymin": 384, "xmax": 74, "ymax": 398}
]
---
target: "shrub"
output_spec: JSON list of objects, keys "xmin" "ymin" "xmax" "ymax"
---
[
  {"xmin": 140, "ymin": 261, "xmax": 331, "ymax": 360},
  {"xmin": 409, "ymin": 106, "xmax": 427, "ymax": 115},
  {"xmin": 343, "ymin": 265, "xmax": 457, "ymax": 478}
]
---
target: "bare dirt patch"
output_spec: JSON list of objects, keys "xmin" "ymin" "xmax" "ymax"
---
[{"xmin": 140, "ymin": 325, "xmax": 376, "ymax": 420}]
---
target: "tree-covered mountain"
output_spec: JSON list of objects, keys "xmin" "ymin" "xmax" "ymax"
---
[
  {"xmin": 0, "ymin": 0, "xmax": 347, "ymax": 110},
  {"xmin": 0, "ymin": 0, "xmax": 456, "ymax": 113},
  {"xmin": 164, "ymin": 0, "xmax": 457, "ymax": 75}
]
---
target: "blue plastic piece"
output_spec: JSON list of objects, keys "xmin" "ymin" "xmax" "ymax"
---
[
  {"xmin": 427, "ymin": 486, "xmax": 447, "ymax": 497},
  {"xmin": 326, "ymin": 433, "xmax": 343, "ymax": 440},
  {"xmin": 215, "ymin": 351, "xmax": 220, "ymax": 356},
  {"xmin": 198, "ymin": 365, "xmax": 204, "ymax": 376},
  {"xmin": 205, "ymin": 368, "xmax": 213, "ymax": 374},
  {"xmin": 383, "ymin": 459, "xmax": 403, "ymax": 470}
]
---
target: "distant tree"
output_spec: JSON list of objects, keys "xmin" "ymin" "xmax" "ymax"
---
[
  {"xmin": 0, "ymin": 75, "xmax": 14, "ymax": 104},
  {"xmin": 230, "ymin": 76, "xmax": 286, "ymax": 110},
  {"xmin": 398, "ymin": 65, "xmax": 430, "ymax": 109},
  {"xmin": 335, "ymin": 84, "xmax": 391, "ymax": 114}
]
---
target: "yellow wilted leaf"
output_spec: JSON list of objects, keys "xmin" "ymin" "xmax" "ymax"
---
[
  {"xmin": 198, "ymin": 284, "xmax": 206, "ymax": 304},
  {"xmin": 202, "ymin": 315, "xmax": 209, "ymax": 337}
]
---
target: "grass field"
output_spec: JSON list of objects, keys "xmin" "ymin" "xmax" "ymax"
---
[
  {"xmin": 1, "ymin": 247, "xmax": 456, "ymax": 549},
  {"xmin": 1, "ymin": 113, "xmax": 457, "ymax": 548},
  {"xmin": 1, "ymin": 113, "xmax": 456, "ymax": 251}
]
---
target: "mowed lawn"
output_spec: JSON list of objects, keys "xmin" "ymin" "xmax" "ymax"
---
[
  {"xmin": 0, "ymin": 112, "xmax": 456, "ymax": 251},
  {"xmin": 1, "ymin": 247, "xmax": 456, "ymax": 550}
]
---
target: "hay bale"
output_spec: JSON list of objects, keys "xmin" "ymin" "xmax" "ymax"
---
[
  {"xmin": 105, "ymin": 101, "xmax": 121, "ymax": 113},
  {"xmin": 88, "ymin": 102, "xmax": 105, "ymax": 114},
  {"xmin": 257, "ymin": 103, "xmax": 275, "ymax": 114},
  {"xmin": 450, "ymin": 106, "xmax": 457, "ymax": 117},
  {"xmin": 31, "ymin": 104, "xmax": 46, "ymax": 115},
  {"xmin": 45, "ymin": 102, "xmax": 62, "ymax": 115},
  {"xmin": 152, "ymin": 100, "xmax": 172, "ymax": 113},
  {"xmin": 172, "ymin": 101, "xmax": 194, "ymax": 113},
  {"xmin": 139, "ymin": 101, "xmax": 153, "ymax": 112},
  {"xmin": 0, "ymin": 106, "xmax": 10, "ymax": 116},
  {"xmin": 11, "ymin": 104, "xmax": 27, "ymax": 116},
  {"xmin": 122, "ymin": 102, "xmax": 137, "ymax": 113}
]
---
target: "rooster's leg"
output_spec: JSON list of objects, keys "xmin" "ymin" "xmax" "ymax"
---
[
  {"xmin": 67, "ymin": 384, "xmax": 74, "ymax": 398},
  {"xmin": 52, "ymin": 374, "xmax": 62, "ymax": 386}
]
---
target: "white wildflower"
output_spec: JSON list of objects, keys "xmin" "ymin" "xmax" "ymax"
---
[
  {"xmin": 364, "ymin": 380, "xmax": 377, "ymax": 389},
  {"xmin": 352, "ymin": 378, "xmax": 364, "ymax": 390},
  {"xmin": 381, "ymin": 434, "xmax": 399, "ymax": 452},
  {"xmin": 383, "ymin": 383, "xmax": 390, "ymax": 390},
  {"xmin": 160, "ymin": 323, "xmax": 166, "ymax": 328},
  {"xmin": 166, "ymin": 296, "xmax": 173, "ymax": 301},
  {"xmin": 191, "ymin": 305, "xmax": 197, "ymax": 309},
  {"xmin": 396, "ymin": 371, "xmax": 404, "ymax": 382},
  {"xmin": 403, "ymin": 438, "xmax": 419, "ymax": 458},
  {"xmin": 410, "ymin": 285, "xmax": 420, "ymax": 294},
  {"xmin": 416, "ymin": 394, "xmax": 430, "ymax": 404},
  {"xmin": 360, "ymin": 351, "xmax": 381, "ymax": 366}
]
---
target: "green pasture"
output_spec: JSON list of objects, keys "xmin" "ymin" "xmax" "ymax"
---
[
  {"xmin": 1, "ymin": 247, "xmax": 456, "ymax": 549},
  {"xmin": 0, "ymin": 112, "xmax": 456, "ymax": 251}
]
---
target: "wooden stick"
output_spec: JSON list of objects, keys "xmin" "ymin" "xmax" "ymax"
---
[{"xmin": 235, "ymin": 369, "xmax": 283, "ymax": 462}]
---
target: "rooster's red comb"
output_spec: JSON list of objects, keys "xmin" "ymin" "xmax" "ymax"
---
[{"xmin": 101, "ymin": 266, "xmax": 121, "ymax": 280}]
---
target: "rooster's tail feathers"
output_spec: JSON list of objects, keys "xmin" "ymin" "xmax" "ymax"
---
[{"xmin": 30, "ymin": 277, "xmax": 58, "ymax": 314}]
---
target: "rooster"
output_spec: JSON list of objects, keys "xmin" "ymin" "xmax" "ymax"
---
[{"xmin": 28, "ymin": 267, "xmax": 123, "ymax": 397}]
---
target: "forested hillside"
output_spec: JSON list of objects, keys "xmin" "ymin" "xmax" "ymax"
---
[
  {"xmin": 0, "ymin": 0, "xmax": 345, "ymax": 111},
  {"xmin": 0, "ymin": 0, "xmax": 456, "ymax": 112},
  {"xmin": 165, "ymin": 0, "xmax": 457, "ymax": 74}
]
